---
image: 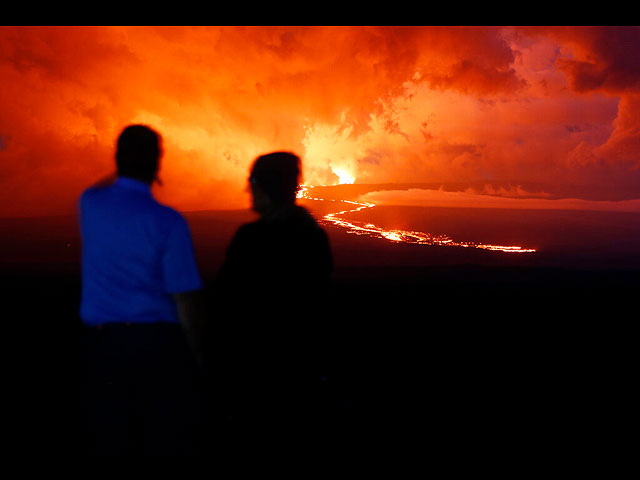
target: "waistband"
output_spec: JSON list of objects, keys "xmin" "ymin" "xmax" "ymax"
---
[{"xmin": 86, "ymin": 321, "xmax": 180, "ymax": 331}]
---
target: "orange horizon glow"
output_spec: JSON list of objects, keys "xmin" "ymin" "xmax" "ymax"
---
[{"xmin": 1, "ymin": 26, "xmax": 640, "ymax": 219}]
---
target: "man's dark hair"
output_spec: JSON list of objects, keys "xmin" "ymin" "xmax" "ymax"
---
[
  {"xmin": 116, "ymin": 124, "xmax": 161, "ymax": 184},
  {"xmin": 250, "ymin": 152, "xmax": 301, "ymax": 204}
]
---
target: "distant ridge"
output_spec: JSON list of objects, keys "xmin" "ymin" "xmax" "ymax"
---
[{"xmin": 307, "ymin": 181, "xmax": 640, "ymax": 203}]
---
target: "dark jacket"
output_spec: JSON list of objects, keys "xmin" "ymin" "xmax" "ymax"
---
[
  {"xmin": 218, "ymin": 205, "xmax": 333, "ymax": 301},
  {"xmin": 211, "ymin": 206, "xmax": 334, "ymax": 424}
]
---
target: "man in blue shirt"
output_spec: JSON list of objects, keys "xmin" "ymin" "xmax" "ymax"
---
[
  {"xmin": 80, "ymin": 125, "xmax": 204, "ymax": 455},
  {"xmin": 79, "ymin": 146, "xmax": 202, "ymax": 329}
]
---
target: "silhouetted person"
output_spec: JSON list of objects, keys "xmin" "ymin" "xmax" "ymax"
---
[
  {"xmin": 80, "ymin": 124, "xmax": 205, "ymax": 456},
  {"xmin": 219, "ymin": 151, "xmax": 332, "ymax": 293},
  {"xmin": 213, "ymin": 152, "xmax": 334, "ymax": 447}
]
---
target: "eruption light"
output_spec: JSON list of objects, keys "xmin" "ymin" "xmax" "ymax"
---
[{"xmin": 298, "ymin": 186, "xmax": 537, "ymax": 253}]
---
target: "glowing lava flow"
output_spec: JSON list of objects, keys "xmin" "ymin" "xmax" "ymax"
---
[{"xmin": 298, "ymin": 185, "xmax": 536, "ymax": 253}]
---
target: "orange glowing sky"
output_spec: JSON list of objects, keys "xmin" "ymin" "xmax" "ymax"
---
[{"xmin": 1, "ymin": 26, "xmax": 639, "ymax": 217}]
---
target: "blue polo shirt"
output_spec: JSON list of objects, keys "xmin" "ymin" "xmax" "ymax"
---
[{"xmin": 79, "ymin": 177, "xmax": 202, "ymax": 326}]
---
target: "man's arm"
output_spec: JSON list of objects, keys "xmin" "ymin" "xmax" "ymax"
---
[{"xmin": 173, "ymin": 290, "xmax": 206, "ymax": 371}]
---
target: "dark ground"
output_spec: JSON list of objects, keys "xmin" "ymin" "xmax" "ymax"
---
[{"xmin": 1, "ymin": 204, "xmax": 637, "ymax": 457}]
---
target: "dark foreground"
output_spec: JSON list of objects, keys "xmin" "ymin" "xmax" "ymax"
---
[{"xmin": 1, "ymin": 209, "xmax": 637, "ymax": 458}]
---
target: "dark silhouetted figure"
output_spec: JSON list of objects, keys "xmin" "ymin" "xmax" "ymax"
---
[
  {"xmin": 213, "ymin": 152, "xmax": 334, "ymax": 447},
  {"xmin": 219, "ymin": 151, "xmax": 332, "ymax": 292},
  {"xmin": 80, "ymin": 125, "xmax": 205, "ymax": 456}
]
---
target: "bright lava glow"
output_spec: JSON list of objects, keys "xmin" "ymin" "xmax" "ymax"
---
[
  {"xmin": 332, "ymin": 167, "xmax": 356, "ymax": 185},
  {"xmin": 298, "ymin": 186, "xmax": 537, "ymax": 253}
]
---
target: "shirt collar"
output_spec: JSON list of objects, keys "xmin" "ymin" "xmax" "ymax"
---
[{"xmin": 115, "ymin": 176, "xmax": 152, "ymax": 194}]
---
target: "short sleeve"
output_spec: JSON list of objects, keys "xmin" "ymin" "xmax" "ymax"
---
[{"xmin": 162, "ymin": 214, "xmax": 202, "ymax": 294}]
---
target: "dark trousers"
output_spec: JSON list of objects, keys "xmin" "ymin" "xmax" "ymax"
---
[{"xmin": 83, "ymin": 323, "xmax": 204, "ymax": 456}]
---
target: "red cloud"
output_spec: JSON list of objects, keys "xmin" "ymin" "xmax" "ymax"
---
[
  {"xmin": 0, "ymin": 27, "xmax": 638, "ymax": 217},
  {"xmin": 521, "ymin": 26, "xmax": 640, "ymax": 94}
]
